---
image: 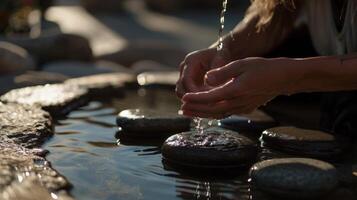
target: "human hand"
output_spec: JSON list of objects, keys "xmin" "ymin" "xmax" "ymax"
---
[
  {"xmin": 176, "ymin": 48, "xmax": 230, "ymax": 98},
  {"xmin": 181, "ymin": 57, "xmax": 298, "ymax": 118}
]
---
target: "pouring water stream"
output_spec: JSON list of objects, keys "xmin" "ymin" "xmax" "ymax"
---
[{"xmin": 193, "ymin": 0, "xmax": 229, "ymax": 134}]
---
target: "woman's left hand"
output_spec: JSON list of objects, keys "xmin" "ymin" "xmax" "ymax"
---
[{"xmin": 181, "ymin": 57, "xmax": 300, "ymax": 118}]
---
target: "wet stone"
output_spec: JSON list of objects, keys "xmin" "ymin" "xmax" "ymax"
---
[
  {"xmin": 162, "ymin": 128, "xmax": 258, "ymax": 170},
  {"xmin": 137, "ymin": 71, "xmax": 179, "ymax": 88},
  {"xmin": 261, "ymin": 126, "xmax": 349, "ymax": 159},
  {"xmin": 1, "ymin": 177, "xmax": 74, "ymax": 200},
  {"xmin": 0, "ymin": 103, "xmax": 53, "ymax": 148},
  {"xmin": 249, "ymin": 158, "xmax": 339, "ymax": 199},
  {"xmin": 65, "ymin": 73, "xmax": 136, "ymax": 99},
  {"xmin": 0, "ymin": 138, "xmax": 71, "ymax": 196},
  {"xmin": 0, "ymin": 84, "xmax": 88, "ymax": 117},
  {"xmin": 116, "ymin": 109, "xmax": 191, "ymax": 138},
  {"xmin": 219, "ymin": 110, "xmax": 277, "ymax": 133}
]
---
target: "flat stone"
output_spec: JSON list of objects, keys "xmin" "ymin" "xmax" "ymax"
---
[
  {"xmin": 65, "ymin": 72, "xmax": 136, "ymax": 98},
  {"xmin": 249, "ymin": 158, "xmax": 339, "ymax": 199},
  {"xmin": 0, "ymin": 103, "xmax": 53, "ymax": 148},
  {"xmin": 219, "ymin": 110, "xmax": 277, "ymax": 133},
  {"xmin": 1, "ymin": 177, "xmax": 74, "ymax": 200},
  {"xmin": 0, "ymin": 138, "xmax": 70, "ymax": 194},
  {"xmin": 261, "ymin": 126, "xmax": 349, "ymax": 159},
  {"xmin": 43, "ymin": 61, "xmax": 133, "ymax": 78},
  {"xmin": 162, "ymin": 128, "xmax": 258, "ymax": 169},
  {"xmin": 0, "ymin": 42, "xmax": 35, "ymax": 74},
  {"xmin": 137, "ymin": 71, "xmax": 179, "ymax": 88},
  {"xmin": 116, "ymin": 109, "xmax": 191, "ymax": 138},
  {"xmin": 3, "ymin": 33, "xmax": 93, "ymax": 64},
  {"xmin": 0, "ymin": 84, "xmax": 88, "ymax": 117}
]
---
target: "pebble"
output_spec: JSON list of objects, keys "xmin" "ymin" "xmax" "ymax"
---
[
  {"xmin": 162, "ymin": 128, "xmax": 258, "ymax": 170},
  {"xmin": 219, "ymin": 110, "xmax": 277, "ymax": 133},
  {"xmin": 250, "ymin": 158, "xmax": 339, "ymax": 199},
  {"xmin": 0, "ymin": 42, "xmax": 35, "ymax": 74},
  {"xmin": 116, "ymin": 109, "xmax": 191, "ymax": 138},
  {"xmin": 261, "ymin": 126, "xmax": 349, "ymax": 159}
]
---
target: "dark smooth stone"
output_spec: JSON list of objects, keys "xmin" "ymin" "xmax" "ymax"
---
[
  {"xmin": 116, "ymin": 109, "xmax": 191, "ymax": 138},
  {"xmin": 0, "ymin": 42, "xmax": 35, "ymax": 74},
  {"xmin": 219, "ymin": 110, "xmax": 277, "ymax": 133},
  {"xmin": 162, "ymin": 128, "xmax": 258, "ymax": 170},
  {"xmin": 261, "ymin": 126, "xmax": 349, "ymax": 159},
  {"xmin": 250, "ymin": 158, "xmax": 339, "ymax": 199},
  {"xmin": 0, "ymin": 84, "xmax": 88, "ymax": 117},
  {"xmin": 65, "ymin": 72, "xmax": 136, "ymax": 98},
  {"xmin": 0, "ymin": 103, "xmax": 53, "ymax": 148}
]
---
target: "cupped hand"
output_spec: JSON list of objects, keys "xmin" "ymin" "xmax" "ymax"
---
[
  {"xmin": 176, "ymin": 48, "xmax": 230, "ymax": 98},
  {"xmin": 181, "ymin": 57, "xmax": 298, "ymax": 118}
]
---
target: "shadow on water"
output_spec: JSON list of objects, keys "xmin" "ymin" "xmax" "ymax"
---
[{"xmin": 43, "ymin": 88, "xmax": 357, "ymax": 200}]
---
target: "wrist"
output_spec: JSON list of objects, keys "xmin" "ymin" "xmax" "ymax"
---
[{"xmin": 273, "ymin": 58, "xmax": 308, "ymax": 95}]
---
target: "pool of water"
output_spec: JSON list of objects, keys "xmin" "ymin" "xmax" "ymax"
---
[{"xmin": 44, "ymin": 88, "xmax": 357, "ymax": 200}]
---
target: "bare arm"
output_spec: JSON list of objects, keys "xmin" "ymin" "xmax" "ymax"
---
[
  {"xmin": 288, "ymin": 54, "xmax": 357, "ymax": 93},
  {"xmin": 216, "ymin": 3, "xmax": 300, "ymax": 60}
]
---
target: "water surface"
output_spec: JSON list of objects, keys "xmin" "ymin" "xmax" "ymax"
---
[{"xmin": 44, "ymin": 88, "xmax": 357, "ymax": 200}]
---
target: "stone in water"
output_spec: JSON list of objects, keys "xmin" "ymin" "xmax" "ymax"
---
[
  {"xmin": 0, "ymin": 84, "xmax": 88, "ymax": 117},
  {"xmin": 249, "ymin": 158, "xmax": 339, "ymax": 199},
  {"xmin": 162, "ymin": 127, "xmax": 258, "ymax": 170},
  {"xmin": 0, "ymin": 103, "xmax": 53, "ymax": 148},
  {"xmin": 261, "ymin": 126, "xmax": 349, "ymax": 159},
  {"xmin": 219, "ymin": 109, "xmax": 277, "ymax": 133},
  {"xmin": 116, "ymin": 109, "xmax": 191, "ymax": 138},
  {"xmin": 65, "ymin": 72, "xmax": 135, "ymax": 99}
]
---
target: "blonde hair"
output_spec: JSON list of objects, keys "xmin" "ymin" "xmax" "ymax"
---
[{"xmin": 247, "ymin": 0, "xmax": 297, "ymax": 29}]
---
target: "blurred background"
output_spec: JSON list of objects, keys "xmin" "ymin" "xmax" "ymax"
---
[
  {"xmin": 0, "ymin": 0, "xmax": 321, "ymax": 128},
  {"xmin": 0, "ymin": 0, "xmax": 249, "ymax": 88}
]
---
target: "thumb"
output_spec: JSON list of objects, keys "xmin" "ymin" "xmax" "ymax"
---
[{"xmin": 205, "ymin": 60, "xmax": 246, "ymax": 86}]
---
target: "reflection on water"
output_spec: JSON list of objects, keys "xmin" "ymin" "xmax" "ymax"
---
[{"xmin": 44, "ymin": 89, "xmax": 357, "ymax": 200}]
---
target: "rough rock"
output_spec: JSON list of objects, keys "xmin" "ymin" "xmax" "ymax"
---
[
  {"xmin": 0, "ymin": 84, "xmax": 88, "ymax": 117},
  {"xmin": 261, "ymin": 126, "xmax": 349, "ymax": 159},
  {"xmin": 65, "ymin": 72, "xmax": 136, "ymax": 98},
  {"xmin": 250, "ymin": 158, "xmax": 339, "ymax": 199},
  {"xmin": 162, "ymin": 128, "xmax": 258, "ymax": 169},
  {"xmin": 0, "ymin": 103, "xmax": 53, "ymax": 148},
  {"xmin": 116, "ymin": 109, "xmax": 191, "ymax": 138},
  {"xmin": 0, "ymin": 139, "xmax": 71, "ymax": 195}
]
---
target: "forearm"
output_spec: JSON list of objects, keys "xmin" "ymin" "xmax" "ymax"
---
[
  {"xmin": 287, "ymin": 54, "xmax": 357, "ymax": 94},
  {"xmin": 212, "ymin": 4, "xmax": 298, "ymax": 60}
]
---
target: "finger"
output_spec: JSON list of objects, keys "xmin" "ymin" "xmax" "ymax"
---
[
  {"xmin": 205, "ymin": 59, "xmax": 247, "ymax": 86},
  {"xmin": 179, "ymin": 61, "xmax": 185, "ymax": 76},
  {"xmin": 181, "ymin": 51, "xmax": 213, "ymax": 92},
  {"xmin": 182, "ymin": 61, "xmax": 207, "ymax": 92},
  {"xmin": 182, "ymin": 79, "xmax": 240, "ymax": 103},
  {"xmin": 175, "ymin": 78, "xmax": 186, "ymax": 98}
]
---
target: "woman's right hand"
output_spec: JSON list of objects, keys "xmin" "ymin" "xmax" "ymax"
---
[{"xmin": 176, "ymin": 47, "xmax": 230, "ymax": 98}]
